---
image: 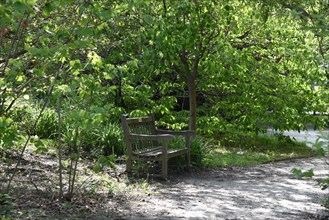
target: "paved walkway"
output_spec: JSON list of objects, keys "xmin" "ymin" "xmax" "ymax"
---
[{"xmin": 268, "ymin": 128, "xmax": 329, "ymax": 147}]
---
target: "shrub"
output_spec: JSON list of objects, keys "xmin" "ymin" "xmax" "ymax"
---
[
  {"xmin": 9, "ymin": 100, "xmax": 35, "ymax": 135},
  {"xmin": 35, "ymin": 108, "xmax": 58, "ymax": 139},
  {"xmin": 0, "ymin": 194, "xmax": 14, "ymax": 216},
  {"xmin": 0, "ymin": 117, "xmax": 20, "ymax": 155},
  {"xmin": 168, "ymin": 135, "xmax": 208, "ymax": 168},
  {"xmin": 190, "ymin": 136, "xmax": 209, "ymax": 167},
  {"xmin": 11, "ymin": 100, "xmax": 58, "ymax": 139},
  {"xmin": 92, "ymin": 122, "xmax": 125, "ymax": 156},
  {"xmin": 61, "ymin": 108, "xmax": 125, "ymax": 157}
]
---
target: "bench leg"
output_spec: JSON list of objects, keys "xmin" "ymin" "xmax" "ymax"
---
[
  {"xmin": 186, "ymin": 152, "xmax": 191, "ymax": 172},
  {"xmin": 126, "ymin": 157, "xmax": 132, "ymax": 173},
  {"xmin": 161, "ymin": 159, "xmax": 168, "ymax": 179}
]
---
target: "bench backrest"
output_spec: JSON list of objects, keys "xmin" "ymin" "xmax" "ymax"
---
[{"xmin": 120, "ymin": 115, "xmax": 159, "ymax": 152}]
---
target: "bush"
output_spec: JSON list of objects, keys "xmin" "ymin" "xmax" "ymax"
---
[
  {"xmin": 0, "ymin": 194, "xmax": 14, "ymax": 216},
  {"xmin": 92, "ymin": 122, "xmax": 125, "ymax": 156},
  {"xmin": 190, "ymin": 136, "xmax": 209, "ymax": 167},
  {"xmin": 168, "ymin": 135, "xmax": 208, "ymax": 168},
  {"xmin": 10, "ymin": 100, "xmax": 58, "ymax": 139},
  {"xmin": 61, "ymin": 108, "xmax": 125, "ymax": 157},
  {"xmin": 9, "ymin": 100, "xmax": 34, "ymax": 135},
  {"xmin": 0, "ymin": 117, "xmax": 20, "ymax": 155},
  {"xmin": 35, "ymin": 108, "xmax": 58, "ymax": 139}
]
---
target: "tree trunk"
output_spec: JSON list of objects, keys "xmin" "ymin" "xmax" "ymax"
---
[{"xmin": 188, "ymin": 76, "xmax": 197, "ymax": 131}]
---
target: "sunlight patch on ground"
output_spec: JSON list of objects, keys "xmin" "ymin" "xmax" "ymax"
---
[{"xmin": 134, "ymin": 158, "xmax": 328, "ymax": 219}]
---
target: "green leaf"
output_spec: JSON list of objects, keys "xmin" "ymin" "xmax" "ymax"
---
[
  {"xmin": 75, "ymin": 27, "xmax": 94, "ymax": 37},
  {"xmin": 291, "ymin": 168, "xmax": 314, "ymax": 179},
  {"xmin": 103, "ymin": 72, "xmax": 112, "ymax": 80},
  {"xmin": 27, "ymin": 47, "xmax": 49, "ymax": 57},
  {"xmin": 143, "ymin": 14, "xmax": 153, "ymax": 25},
  {"xmin": 34, "ymin": 139, "xmax": 48, "ymax": 154},
  {"xmin": 317, "ymin": 178, "xmax": 329, "ymax": 190},
  {"xmin": 302, "ymin": 169, "xmax": 314, "ymax": 178},
  {"xmin": 23, "ymin": 94, "xmax": 29, "ymax": 100},
  {"xmin": 16, "ymin": 75, "xmax": 24, "ymax": 82},
  {"xmin": 43, "ymin": 2, "xmax": 54, "ymax": 16},
  {"xmin": 13, "ymin": 1, "xmax": 32, "ymax": 13},
  {"xmin": 56, "ymin": 84, "xmax": 71, "ymax": 94},
  {"xmin": 58, "ymin": 0, "xmax": 75, "ymax": 7},
  {"xmin": 0, "ymin": 8, "xmax": 11, "ymax": 26},
  {"xmin": 69, "ymin": 60, "xmax": 82, "ymax": 69},
  {"xmin": 87, "ymin": 51, "xmax": 103, "ymax": 67},
  {"xmin": 128, "ymin": 2, "xmax": 134, "ymax": 10},
  {"xmin": 291, "ymin": 168, "xmax": 303, "ymax": 176},
  {"xmin": 99, "ymin": 9, "xmax": 112, "ymax": 20}
]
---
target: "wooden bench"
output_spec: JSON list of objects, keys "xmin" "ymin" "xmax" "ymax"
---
[{"xmin": 120, "ymin": 114, "xmax": 195, "ymax": 179}]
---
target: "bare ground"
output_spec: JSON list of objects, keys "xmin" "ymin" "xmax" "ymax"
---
[
  {"xmin": 89, "ymin": 157, "xmax": 329, "ymax": 220},
  {"xmin": 2, "ymin": 150, "xmax": 328, "ymax": 220},
  {"xmin": 116, "ymin": 157, "xmax": 329, "ymax": 220}
]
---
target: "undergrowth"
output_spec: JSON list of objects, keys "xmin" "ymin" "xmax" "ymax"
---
[{"xmin": 203, "ymin": 131, "xmax": 316, "ymax": 168}]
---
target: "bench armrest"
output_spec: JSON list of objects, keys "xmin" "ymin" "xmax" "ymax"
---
[
  {"xmin": 156, "ymin": 129, "xmax": 195, "ymax": 152},
  {"xmin": 128, "ymin": 133, "xmax": 175, "ymax": 141},
  {"xmin": 156, "ymin": 129, "xmax": 196, "ymax": 137}
]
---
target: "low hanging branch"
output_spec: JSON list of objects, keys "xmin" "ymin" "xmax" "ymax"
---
[
  {"xmin": 5, "ymin": 64, "xmax": 62, "ymax": 194},
  {"xmin": 0, "ymin": 14, "xmax": 29, "ymax": 78},
  {"xmin": 0, "ymin": 50, "xmax": 28, "ymax": 64},
  {"xmin": 57, "ymin": 81, "xmax": 64, "ymax": 200},
  {"xmin": 0, "ymin": 14, "xmax": 29, "ymax": 116}
]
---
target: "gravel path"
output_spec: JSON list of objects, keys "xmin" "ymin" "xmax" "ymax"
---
[
  {"xmin": 111, "ymin": 157, "xmax": 328, "ymax": 220},
  {"xmin": 105, "ymin": 129, "xmax": 329, "ymax": 220}
]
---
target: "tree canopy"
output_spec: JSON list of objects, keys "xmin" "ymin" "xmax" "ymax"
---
[{"xmin": 0, "ymin": 0, "xmax": 328, "ymax": 135}]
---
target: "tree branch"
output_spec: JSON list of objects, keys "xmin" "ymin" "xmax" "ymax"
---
[
  {"xmin": 163, "ymin": 0, "xmax": 167, "ymax": 17},
  {"xmin": 0, "ymin": 50, "xmax": 27, "ymax": 64},
  {"xmin": 282, "ymin": 3, "xmax": 312, "ymax": 20},
  {"xmin": 179, "ymin": 50, "xmax": 192, "ymax": 79}
]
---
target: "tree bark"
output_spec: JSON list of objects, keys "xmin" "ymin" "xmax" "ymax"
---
[{"xmin": 188, "ymin": 76, "xmax": 197, "ymax": 131}]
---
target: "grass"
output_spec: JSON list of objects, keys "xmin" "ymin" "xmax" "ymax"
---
[{"xmin": 202, "ymin": 132, "xmax": 316, "ymax": 168}]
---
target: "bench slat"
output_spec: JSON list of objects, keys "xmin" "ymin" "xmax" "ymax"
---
[{"xmin": 133, "ymin": 147, "xmax": 187, "ymax": 158}]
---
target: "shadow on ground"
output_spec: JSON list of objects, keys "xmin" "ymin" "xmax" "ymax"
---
[{"xmin": 87, "ymin": 157, "xmax": 328, "ymax": 220}]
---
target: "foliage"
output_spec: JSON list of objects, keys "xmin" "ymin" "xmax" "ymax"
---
[
  {"xmin": 59, "ymin": 106, "xmax": 125, "ymax": 157},
  {"xmin": 93, "ymin": 154, "xmax": 116, "ymax": 173},
  {"xmin": 0, "ymin": 117, "xmax": 20, "ymax": 154},
  {"xmin": 157, "ymin": 111, "xmax": 190, "ymax": 131},
  {"xmin": 168, "ymin": 135, "xmax": 208, "ymax": 169},
  {"xmin": 35, "ymin": 107, "xmax": 57, "ymax": 139},
  {"xmin": 189, "ymin": 136, "xmax": 209, "ymax": 167},
  {"xmin": 291, "ymin": 168, "xmax": 314, "ymax": 179},
  {"xmin": 1, "ymin": 0, "xmax": 327, "ymax": 134},
  {"xmin": 0, "ymin": 194, "xmax": 14, "ymax": 216},
  {"xmin": 312, "ymin": 131, "xmax": 329, "ymax": 157},
  {"xmin": 90, "ymin": 122, "xmax": 125, "ymax": 157}
]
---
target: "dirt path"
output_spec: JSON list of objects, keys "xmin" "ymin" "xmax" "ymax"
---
[
  {"xmin": 96, "ymin": 130, "xmax": 329, "ymax": 220},
  {"xmin": 101, "ymin": 157, "xmax": 328, "ymax": 220},
  {"xmin": 1, "ymin": 130, "xmax": 328, "ymax": 219}
]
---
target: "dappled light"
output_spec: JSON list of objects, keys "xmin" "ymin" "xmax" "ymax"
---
[{"xmin": 120, "ymin": 158, "xmax": 328, "ymax": 219}]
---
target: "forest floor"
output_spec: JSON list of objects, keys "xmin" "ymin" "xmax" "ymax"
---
[{"xmin": 1, "ymin": 131, "xmax": 329, "ymax": 219}]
